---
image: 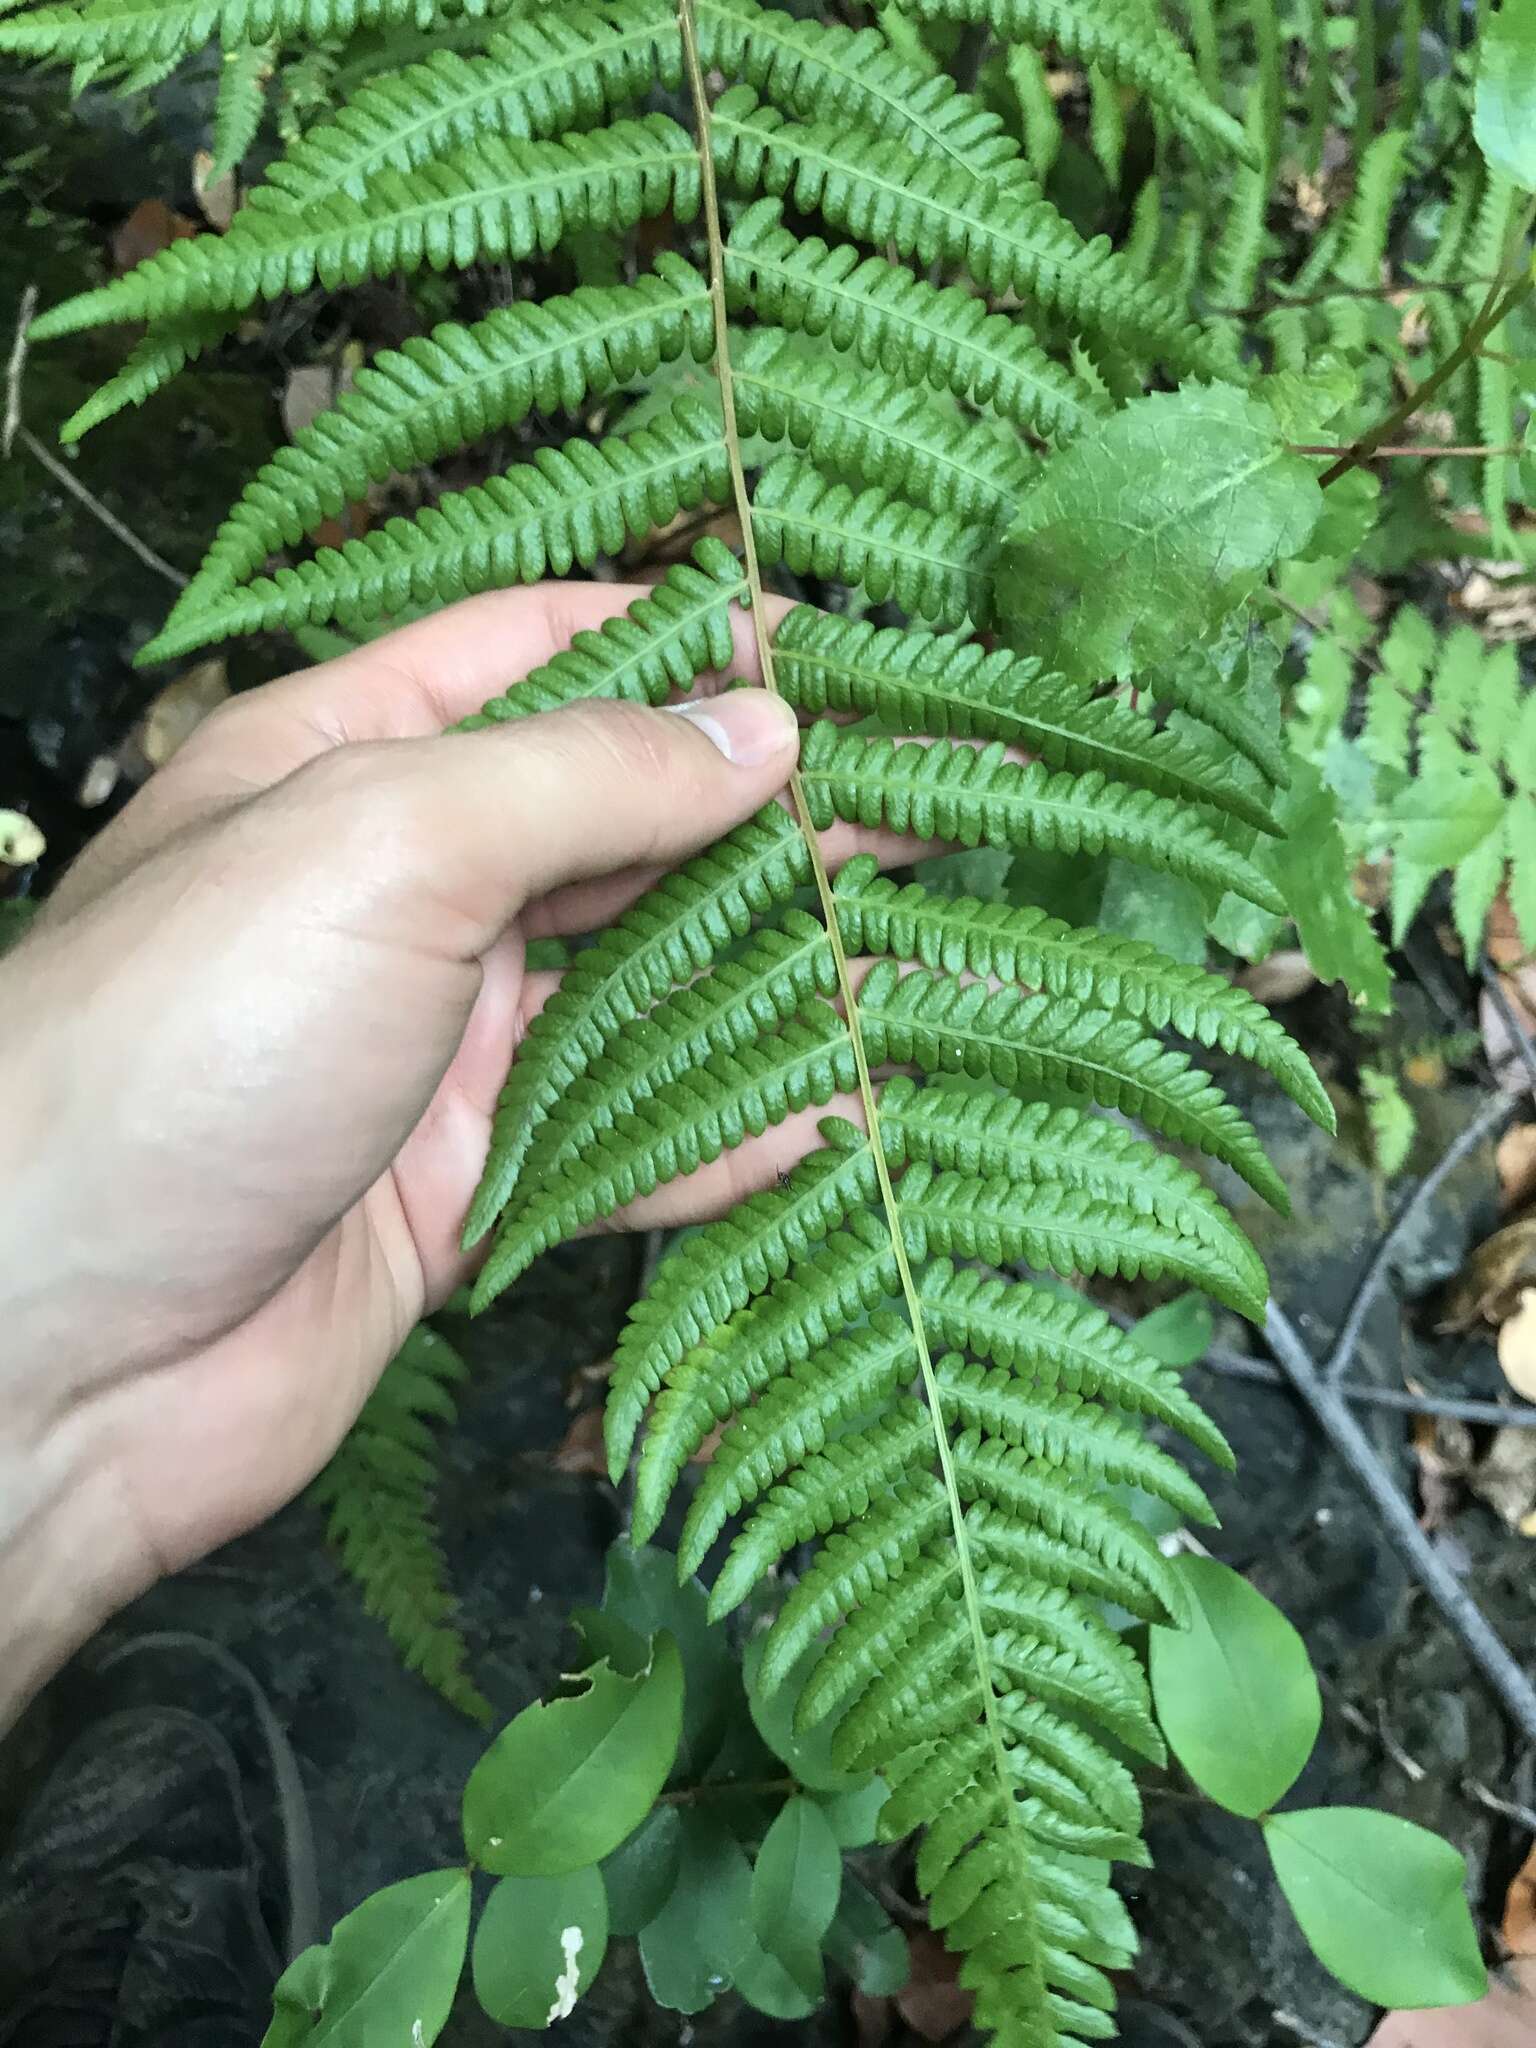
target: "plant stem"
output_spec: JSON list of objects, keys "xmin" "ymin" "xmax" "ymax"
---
[
  {"xmin": 1318, "ymin": 254, "xmax": 1535, "ymax": 489},
  {"xmin": 1290, "ymin": 442, "xmax": 1527, "ymax": 459},
  {"xmin": 1264, "ymin": 1301, "xmax": 1536, "ymax": 1745},
  {"xmin": 676, "ymin": 0, "xmax": 1029, "ymax": 1898}
]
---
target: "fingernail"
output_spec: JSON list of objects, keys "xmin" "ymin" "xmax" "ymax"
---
[{"xmin": 666, "ymin": 689, "xmax": 798, "ymax": 766}]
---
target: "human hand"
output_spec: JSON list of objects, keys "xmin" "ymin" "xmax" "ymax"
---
[{"xmin": 1, "ymin": 582, "xmax": 881, "ymax": 1721}]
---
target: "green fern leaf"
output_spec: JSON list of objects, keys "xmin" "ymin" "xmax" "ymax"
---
[
  {"xmin": 172, "ymin": 257, "xmax": 714, "ymax": 608},
  {"xmin": 710, "ymin": 89, "xmax": 1233, "ymax": 378},
  {"xmin": 209, "ymin": 38, "xmax": 273, "ymax": 179},
  {"xmin": 31, "ymin": 113, "xmax": 700, "ymax": 339},
  {"xmin": 727, "ymin": 201, "xmax": 1098, "ymax": 446},
  {"xmin": 57, "ymin": 310, "xmax": 231, "ymax": 443},
  {"xmin": 139, "ymin": 395, "xmax": 732, "ymax": 662},
  {"xmin": 903, "ymin": 0, "xmax": 1253, "ymax": 166},
  {"xmin": 773, "ymin": 608, "xmax": 1281, "ymax": 833},
  {"xmin": 308, "ymin": 1322, "xmax": 491, "ymax": 1724},
  {"xmin": 799, "ymin": 725, "xmax": 1287, "ymax": 913},
  {"xmin": 0, "ymin": 0, "xmax": 471, "ymax": 64}
]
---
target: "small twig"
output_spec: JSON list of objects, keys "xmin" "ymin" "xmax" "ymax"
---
[
  {"xmin": 1291, "ymin": 441, "xmax": 1527, "ymax": 459},
  {"xmin": 1213, "ymin": 272, "xmax": 1507, "ymax": 318},
  {"xmin": 659, "ymin": 1774, "xmax": 796, "ymax": 1806},
  {"xmin": 15, "ymin": 426, "xmax": 189, "ymax": 589},
  {"xmin": 1462, "ymin": 1777, "xmax": 1536, "ymax": 1833},
  {"xmin": 1482, "ymin": 962, "xmax": 1536, "ymax": 1099},
  {"xmin": 1323, "ymin": 1088, "xmax": 1516, "ymax": 1387},
  {"xmin": 3, "ymin": 285, "xmax": 36, "ymax": 460},
  {"xmin": 1264, "ymin": 1299, "xmax": 1536, "ymax": 1746}
]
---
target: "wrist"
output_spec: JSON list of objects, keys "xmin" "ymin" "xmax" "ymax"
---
[{"xmin": 0, "ymin": 1409, "xmax": 157, "ymax": 1733}]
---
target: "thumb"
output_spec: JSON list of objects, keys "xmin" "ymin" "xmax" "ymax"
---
[{"xmin": 289, "ymin": 687, "xmax": 802, "ymax": 954}]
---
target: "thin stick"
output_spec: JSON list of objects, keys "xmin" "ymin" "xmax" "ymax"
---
[
  {"xmin": 16, "ymin": 425, "xmax": 189, "ymax": 589},
  {"xmin": 3, "ymin": 286, "xmax": 36, "ymax": 460},
  {"xmin": 1323, "ymin": 1089, "xmax": 1516, "ymax": 1386},
  {"xmin": 676, "ymin": 0, "xmax": 1023, "ymax": 1829},
  {"xmin": 1265, "ymin": 1299, "xmax": 1536, "ymax": 1745},
  {"xmin": 1291, "ymin": 442, "xmax": 1527, "ymax": 459},
  {"xmin": 1214, "ymin": 272, "xmax": 1506, "ymax": 318},
  {"xmin": 1482, "ymin": 963, "xmax": 1536, "ymax": 1098}
]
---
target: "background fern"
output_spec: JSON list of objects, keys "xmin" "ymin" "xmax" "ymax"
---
[{"xmin": 307, "ymin": 1320, "xmax": 492, "ymax": 1726}]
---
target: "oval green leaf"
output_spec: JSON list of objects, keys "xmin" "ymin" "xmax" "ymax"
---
[
  {"xmin": 1265, "ymin": 1807, "xmax": 1487, "ymax": 2009},
  {"xmin": 1475, "ymin": 0, "xmax": 1536, "ymax": 192},
  {"xmin": 638, "ymin": 1811, "xmax": 756, "ymax": 2014},
  {"xmin": 813, "ymin": 1776, "xmax": 889, "ymax": 1848},
  {"xmin": 824, "ymin": 1876, "xmax": 910, "ymax": 1997},
  {"xmin": 1149, "ymin": 1556, "xmax": 1319, "ymax": 1816},
  {"xmin": 600, "ymin": 1804, "xmax": 683, "ymax": 1936},
  {"xmin": 752, "ymin": 1797, "xmax": 844, "ymax": 1958},
  {"xmin": 743, "ymin": 1637, "xmax": 864, "ymax": 1793},
  {"xmin": 261, "ymin": 1870, "xmax": 470, "ymax": 2048},
  {"xmin": 463, "ymin": 1634, "xmax": 684, "ymax": 1875},
  {"xmin": 471, "ymin": 1868, "xmax": 608, "ymax": 2029}
]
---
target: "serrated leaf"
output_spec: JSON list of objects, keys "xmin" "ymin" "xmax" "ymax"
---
[
  {"xmin": 1265, "ymin": 1808, "xmax": 1487, "ymax": 2007},
  {"xmin": 995, "ymin": 383, "xmax": 1323, "ymax": 684},
  {"xmin": 1269, "ymin": 760, "xmax": 1391, "ymax": 1012},
  {"xmin": 1149, "ymin": 1557, "xmax": 1320, "ymax": 1816},
  {"xmin": 471, "ymin": 1868, "xmax": 608, "ymax": 2029},
  {"xmin": 1475, "ymin": 0, "xmax": 1536, "ymax": 192},
  {"xmin": 463, "ymin": 1635, "xmax": 683, "ymax": 1875},
  {"xmin": 262, "ymin": 1871, "xmax": 470, "ymax": 2048}
]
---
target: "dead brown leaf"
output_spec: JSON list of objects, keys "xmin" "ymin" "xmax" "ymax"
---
[
  {"xmin": 1498, "ymin": 1289, "xmax": 1536, "ymax": 1401},
  {"xmin": 851, "ymin": 1992, "xmax": 895, "ymax": 2048},
  {"xmin": 191, "ymin": 149, "xmax": 237, "ymax": 232},
  {"xmin": 1503, "ymin": 1841, "xmax": 1536, "ymax": 1956},
  {"xmin": 1485, "ymin": 895, "xmax": 1532, "ymax": 972},
  {"xmin": 137, "ymin": 657, "xmax": 229, "ymax": 770},
  {"xmin": 550, "ymin": 1407, "xmax": 608, "ymax": 1477},
  {"xmin": 1369, "ymin": 1958, "xmax": 1536, "ymax": 2048},
  {"xmin": 1440, "ymin": 1216, "xmax": 1536, "ymax": 1333},
  {"xmin": 895, "ymin": 1933, "xmax": 973, "ymax": 2044},
  {"xmin": 110, "ymin": 198, "xmax": 197, "ymax": 273}
]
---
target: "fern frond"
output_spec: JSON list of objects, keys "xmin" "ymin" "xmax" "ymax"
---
[
  {"xmin": 473, "ymin": 1008, "xmax": 860, "ymax": 1304},
  {"xmin": 139, "ymin": 395, "xmax": 731, "ymax": 662},
  {"xmin": 209, "ymin": 37, "xmax": 273, "ymax": 179},
  {"xmin": 463, "ymin": 792, "xmax": 806, "ymax": 1248},
  {"xmin": 901, "ymin": 0, "xmax": 1253, "ymax": 167},
  {"xmin": 710, "ymin": 89, "xmax": 1234, "ymax": 378},
  {"xmin": 0, "ymin": 0, "xmax": 466, "ymax": 64},
  {"xmin": 727, "ymin": 201, "xmax": 1099, "ymax": 447},
  {"xmin": 773, "ymin": 609, "xmax": 1280, "ymax": 833},
  {"xmin": 752, "ymin": 456, "xmax": 993, "ymax": 628},
  {"xmin": 834, "ymin": 862, "xmax": 1327, "ymax": 1130},
  {"xmin": 58, "ymin": 310, "xmax": 231, "ymax": 443},
  {"xmin": 31, "ymin": 114, "xmax": 699, "ymax": 339},
  {"xmin": 308, "ymin": 1323, "xmax": 490, "ymax": 1724},
  {"xmin": 734, "ymin": 333, "xmax": 1036, "ymax": 525},
  {"xmin": 799, "ymin": 725, "xmax": 1286, "ymax": 913},
  {"xmin": 173, "ymin": 258, "xmax": 714, "ymax": 606}
]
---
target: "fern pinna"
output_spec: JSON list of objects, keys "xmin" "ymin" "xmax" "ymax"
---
[{"xmin": 16, "ymin": 0, "xmax": 1332, "ymax": 2040}]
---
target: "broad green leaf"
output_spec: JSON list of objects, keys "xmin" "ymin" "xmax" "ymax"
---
[
  {"xmin": 1265, "ymin": 1808, "xmax": 1487, "ymax": 2007},
  {"xmin": 261, "ymin": 1870, "xmax": 470, "ymax": 2048},
  {"xmin": 744, "ymin": 1638, "xmax": 864, "ymax": 1793},
  {"xmin": 1149, "ymin": 1557, "xmax": 1319, "ymax": 1816},
  {"xmin": 824, "ymin": 1876, "xmax": 910, "ymax": 1997},
  {"xmin": 995, "ymin": 383, "xmax": 1323, "ymax": 684},
  {"xmin": 1385, "ymin": 760, "xmax": 1504, "ymax": 874},
  {"xmin": 1475, "ymin": 0, "xmax": 1536, "ymax": 191},
  {"xmin": 1098, "ymin": 860, "xmax": 1208, "ymax": 967},
  {"xmin": 813, "ymin": 1776, "xmax": 890, "ymax": 1847},
  {"xmin": 601, "ymin": 1542, "xmax": 737, "ymax": 1776},
  {"xmin": 638, "ymin": 1811, "xmax": 756, "ymax": 2014},
  {"xmin": 1269, "ymin": 760, "xmax": 1391, "ymax": 1012},
  {"xmin": 751, "ymin": 1797, "xmax": 844, "ymax": 1991},
  {"xmin": 471, "ymin": 1868, "xmax": 608, "ymax": 2029},
  {"xmin": 1130, "ymin": 1294, "xmax": 1214, "ymax": 1370},
  {"xmin": 463, "ymin": 1635, "xmax": 684, "ymax": 1875},
  {"xmin": 600, "ymin": 1804, "xmax": 683, "ymax": 1937}
]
